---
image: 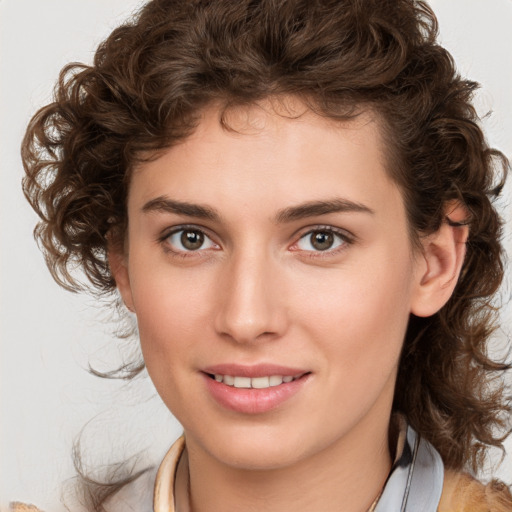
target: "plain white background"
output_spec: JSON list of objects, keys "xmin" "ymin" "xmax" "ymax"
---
[{"xmin": 1, "ymin": 0, "xmax": 511, "ymax": 509}]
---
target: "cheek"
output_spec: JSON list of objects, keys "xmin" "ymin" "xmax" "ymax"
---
[
  {"xmin": 293, "ymin": 255, "xmax": 414, "ymax": 380},
  {"xmin": 129, "ymin": 259, "xmax": 215, "ymax": 374},
  {"xmin": 131, "ymin": 275, "xmax": 215, "ymax": 420}
]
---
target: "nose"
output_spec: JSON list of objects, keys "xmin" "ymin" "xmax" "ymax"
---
[{"xmin": 214, "ymin": 248, "xmax": 287, "ymax": 344}]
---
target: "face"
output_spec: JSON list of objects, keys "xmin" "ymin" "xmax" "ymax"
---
[{"xmin": 115, "ymin": 100, "xmax": 427, "ymax": 470}]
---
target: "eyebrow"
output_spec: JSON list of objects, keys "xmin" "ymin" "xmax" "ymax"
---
[
  {"xmin": 275, "ymin": 198, "xmax": 375, "ymax": 223},
  {"xmin": 141, "ymin": 196, "xmax": 374, "ymax": 223},
  {"xmin": 142, "ymin": 196, "xmax": 220, "ymax": 221}
]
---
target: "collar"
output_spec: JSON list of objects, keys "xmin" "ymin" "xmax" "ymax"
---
[
  {"xmin": 153, "ymin": 418, "xmax": 444, "ymax": 512},
  {"xmin": 373, "ymin": 418, "xmax": 444, "ymax": 512},
  {"xmin": 154, "ymin": 435, "xmax": 185, "ymax": 512}
]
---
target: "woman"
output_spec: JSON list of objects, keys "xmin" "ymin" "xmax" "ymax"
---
[{"xmin": 13, "ymin": 0, "xmax": 512, "ymax": 510}]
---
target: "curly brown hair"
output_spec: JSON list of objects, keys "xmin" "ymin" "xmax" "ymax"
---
[{"xmin": 22, "ymin": 0, "xmax": 510, "ymax": 492}]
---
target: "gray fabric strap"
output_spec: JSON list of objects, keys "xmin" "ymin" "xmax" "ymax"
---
[{"xmin": 375, "ymin": 426, "xmax": 444, "ymax": 512}]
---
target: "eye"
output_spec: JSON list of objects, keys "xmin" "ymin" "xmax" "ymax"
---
[
  {"xmin": 295, "ymin": 229, "xmax": 348, "ymax": 252},
  {"xmin": 165, "ymin": 228, "xmax": 218, "ymax": 252}
]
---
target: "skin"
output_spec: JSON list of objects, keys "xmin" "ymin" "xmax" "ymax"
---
[{"xmin": 111, "ymin": 99, "xmax": 467, "ymax": 512}]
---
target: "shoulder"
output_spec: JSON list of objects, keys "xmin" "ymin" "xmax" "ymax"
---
[
  {"xmin": 8, "ymin": 504, "xmax": 44, "ymax": 512},
  {"xmin": 439, "ymin": 469, "xmax": 512, "ymax": 512}
]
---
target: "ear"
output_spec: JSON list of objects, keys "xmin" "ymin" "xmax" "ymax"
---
[
  {"xmin": 410, "ymin": 201, "xmax": 469, "ymax": 318},
  {"xmin": 108, "ymin": 246, "xmax": 135, "ymax": 313}
]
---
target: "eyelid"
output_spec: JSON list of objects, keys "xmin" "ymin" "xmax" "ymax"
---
[
  {"xmin": 159, "ymin": 224, "xmax": 220, "ymax": 253},
  {"xmin": 289, "ymin": 225, "xmax": 355, "ymax": 254}
]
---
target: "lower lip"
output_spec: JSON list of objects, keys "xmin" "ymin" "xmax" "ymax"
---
[{"xmin": 203, "ymin": 373, "xmax": 310, "ymax": 414}]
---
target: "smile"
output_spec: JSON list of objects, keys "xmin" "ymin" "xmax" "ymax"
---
[
  {"xmin": 209, "ymin": 374, "xmax": 301, "ymax": 388},
  {"xmin": 202, "ymin": 366, "xmax": 311, "ymax": 414}
]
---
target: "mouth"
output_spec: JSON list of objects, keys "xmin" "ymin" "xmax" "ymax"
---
[
  {"xmin": 201, "ymin": 365, "xmax": 311, "ymax": 414},
  {"xmin": 205, "ymin": 373, "xmax": 306, "ymax": 389}
]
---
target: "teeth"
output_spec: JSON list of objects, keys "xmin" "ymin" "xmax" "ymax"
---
[
  {"xmin": 234, "ymin": 376, "xmax": 251, "ymax": 388},
  {"xmin": 223, "ymin": 375, "xmax": 235, "ymax": 386},
  {"xmin": 251, "ymin": 376, "xmax": 270, "ymax": 389},
  {"xmin": 213, "ymin": 374, "xmax": 301, "ymax": 389},
  {"xmin": 269, "ymin": 375, "xmax": 283, "ymax": 386}
]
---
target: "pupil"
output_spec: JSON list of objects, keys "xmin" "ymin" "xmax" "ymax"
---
[
  {"xmin": 181, "ymin": 230, "xmax": 204, "ymax": 250},
  {"xmin": 311, "ymin": 231, "xmax": 333, "ymax": 251}
]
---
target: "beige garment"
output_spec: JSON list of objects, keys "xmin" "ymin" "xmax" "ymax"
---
[{"xmin": 438, "ymin": 469, "xmax": 512, "ymax": 512}]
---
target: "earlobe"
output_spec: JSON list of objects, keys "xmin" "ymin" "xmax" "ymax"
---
[
  {"xmin": 108, "ymin": 248, "xmax": 135, "ymax": 313},
  {"xmin": 411, "ymin": 201, "xmax": 469, "ymax": 318}
]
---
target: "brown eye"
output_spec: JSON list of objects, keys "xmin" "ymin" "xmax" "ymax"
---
[
  {"xmin": 310, "ymin": 231, "xmax": 334, "ymax": 251},
  {"xmin": 180, "ymin": 230, "xmax": 204, "ymax": 250},
  {"xmin": 166, "ymin": 228, "xmax": 217, "ymax": 253},
  {"xmin": 295, "ymin": 228, "xmax": 348, "ymax": 253}
]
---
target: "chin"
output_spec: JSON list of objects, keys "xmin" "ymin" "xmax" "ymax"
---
[
  {"xmin": 186, "ymin": 416, "xmax": 342, "ymax": 471},
  {"xmin": 212, "ymin": 438, "xmax": 311, "ymax": 471}
]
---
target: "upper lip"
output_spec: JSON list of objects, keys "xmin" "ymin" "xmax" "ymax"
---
[{"xmin": 202, "ymin": 363, "xmax": 309, "ymax": 378}]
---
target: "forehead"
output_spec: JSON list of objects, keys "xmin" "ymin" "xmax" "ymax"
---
[
  {"xmin": 129, "ymin": 99, "xmax": 403, "ymax": 223},
  {"xmin": 188, "ymin": 98, "xmax": 384, "ymax": 153}
]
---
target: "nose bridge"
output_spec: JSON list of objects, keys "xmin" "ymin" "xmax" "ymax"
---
[{"xmin": 215, "ymin": 243, "xmax": 284, "ymax": 343}]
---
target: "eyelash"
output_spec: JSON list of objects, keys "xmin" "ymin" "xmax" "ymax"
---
[
  {"xmin": 159, "ymin": 225, "xmax": 219, "ymax": 258},
  {"xmin": 291, "ymin": 225, "xmax": 354, "ymax": 259},
  {"xmin": 158, "ymin": 225, "xmax": 354, "ymax": 259}
]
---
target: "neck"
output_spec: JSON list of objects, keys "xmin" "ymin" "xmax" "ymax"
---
[{"xmin": 178, "ymin": 407, "xmax": 393, "ymax": 512}]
